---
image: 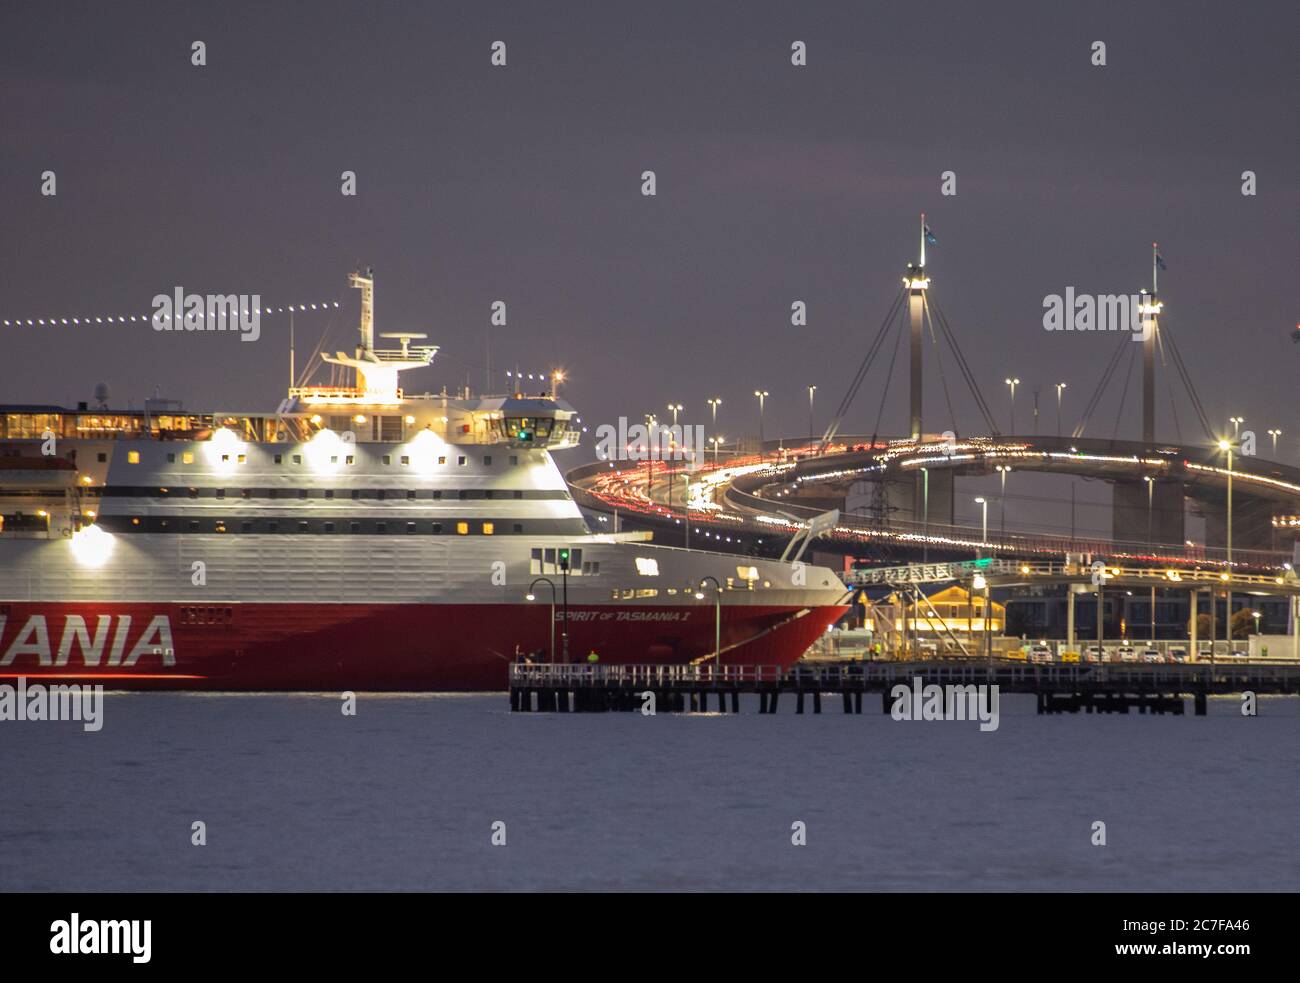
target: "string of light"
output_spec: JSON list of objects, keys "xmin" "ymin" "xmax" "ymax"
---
[
  {"xmin": 506, "ymin": 370, "xmax": 559, "ymax": 383},
  {"xmin": 2, "ymin": 301, "xmax": 340, "ymax": 328}
]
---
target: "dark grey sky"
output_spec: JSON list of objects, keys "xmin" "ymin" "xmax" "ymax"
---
[{"xmin": 2, "ymin": 0, "xmax": 1297, "ymax": 494}]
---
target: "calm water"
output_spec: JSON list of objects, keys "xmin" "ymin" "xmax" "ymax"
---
[{"xmin": 1, "ymin": 691, "xmax": 1297, "ymax": 891}]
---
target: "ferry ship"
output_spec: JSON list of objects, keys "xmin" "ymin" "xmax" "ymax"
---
[{"xmin": 0, "ymin": 271, "xmax": 849, "ymax": 690}]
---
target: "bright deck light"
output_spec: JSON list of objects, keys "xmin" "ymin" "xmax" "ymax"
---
[{"xmin": 70, "ymin": 524, "xmax": 115, "ymax": 567}]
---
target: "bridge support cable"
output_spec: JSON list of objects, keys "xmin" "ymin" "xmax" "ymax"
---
[
  {"xmin": 1071, "ymin": 330, "xmax": 1130, "ymax": 439},
  {"xmin": 818, "ymin": 286, "xmax": 907, "ymax": 452},
  {"xmin": 1159, "ymin": 321, "xmax": 1215, "ymax": 442},
  {"xmin": 922, "ymin": 294, "xmax": 961, "ymax": 439},
  {"xmin": 1110, "ymin": 337, "xmax": 1139, "ymax": 442},
  {"xmin": 1074, "ymin": 316, "xmax": 1214, "ymax": 444},
  {"xmin": 870, "ymin": 308, "xmax": 907, "ymax": 445},
  {"xmin": 1155, "ymin": 327, "xmax": 1183, "ymax": 444},
  {"xmin": 924, "ymin": 293, "xmax": 1001, "ymax": 436}
]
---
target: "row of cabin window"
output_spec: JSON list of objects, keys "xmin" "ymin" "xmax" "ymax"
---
[
  {"xmin": 116, "ymin": 450, "xmax": 517, "ymax": 467},
  {"xmin": 127, "ymin": 517, "xmax": 520, "ymax": 535},
  {"xmin": 609, "ymin": 581, "xmax": 749, "ymax": 599}
]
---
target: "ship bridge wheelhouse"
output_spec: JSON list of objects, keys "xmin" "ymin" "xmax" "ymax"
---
[{"xmin": 481, "ymin": 396, "xmax": 579, "ymax": 450}]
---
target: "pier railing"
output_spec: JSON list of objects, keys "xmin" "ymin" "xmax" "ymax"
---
[
  {"xmin": 509, "ymin": 660, "xmax": 1300, "ymax": 692},
  {"xmin": 509, "ymin": 663, "xmax": 793, "ymax": 687}
]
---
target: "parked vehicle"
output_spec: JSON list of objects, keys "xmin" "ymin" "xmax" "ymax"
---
[
  {"xmin": 1083, "ymin": 645, "xmax": 1104, "ymax": 664},
  {"xmin": 1140, "ymin": 648, "xmax": 1164, "ymax": 664},
  {"xmin": 1028, "ymin": 645, "xmax": 1054, "ymax": 664},
  {"xmin": 1168, "ymin": 646, "xmax": 1189, "ymax": 663},
  {"xmin": 1116, "ymin": 645, "xmax": 1138, "ymax": 663}
]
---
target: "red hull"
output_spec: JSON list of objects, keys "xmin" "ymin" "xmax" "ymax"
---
[{"xmin": 0, "ymin": 602, "xmax": 847, "ymax": 690}]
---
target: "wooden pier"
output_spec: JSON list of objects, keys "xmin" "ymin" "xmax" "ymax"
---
[{"xmin": 508, "ymin": 661, "xmax": 1300, "ymax": 715}]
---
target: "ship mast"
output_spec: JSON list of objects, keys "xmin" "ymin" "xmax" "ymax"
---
[
  {"xmin": 317, "ymin": 268, "xmax": 438, "ymax": 404},
  {"xmin": 350, "ymin": 267, "xmax": 376, "ymax": 357}
]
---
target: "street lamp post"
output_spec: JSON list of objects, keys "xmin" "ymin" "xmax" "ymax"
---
[
  {"xmin": 1055, "ymin": 382, "xmax": 1067, "ymax": 437},
  {"xmin": 921, "ymin": 466, "xmax": 929, "ymax": 564},
  {"xmin": 807, "ymin": 385, "xmax": 817, "ymax": 441},
  {"xmin": 558, "ymin": 549, "xmax": 572, "ymax": 662},
  {"xmin": 1144, "ymin": 475, "xmax": 1155, "ymax": 545},
  {"xmin": 1268, "ymin": 428, "xmax": 1282, "ymax": 457},
  {"xmin": 683, "ymin": 463, "xmax": 692, "ymax": 550},
  {"xmin": 526, "ymin": 578, "xmax": 558, "ymax": 661},
  {"xmin": 707, "ymin": 397, "xmax": 721, "ymax": 436},
  {"xmin": 644, "ymin": 413, "xmax": 658, "ymax": 513},
  {"xmin": 974, "ymin": 496, "xmax": 988, "ymax": 556},
  {"xmin": 1145, "ymin": 475, "xmax": 1156, "ymax": 641},
  {"xmin": 972, "ymin": 572, "xmax": 990, "ymax": 665},
  {"xmin": 1219, "ymin": 438, "xmax": 1234, "ymax": 651},
  {"xmin": 754, "ymin": 390, "xmax": 769, "ymax": 448},
  {"xmin": 696, "ymin": 576, "xmax": 723, "ymax": 673},
  {"xmin": 667, "ymin": 402, "xmax": 682, "ymax": 427},
  {"xmin": 996, "ymin": 465, "xmax": 1010, "ymax": 534},
  {"xmin": 1005, "ymin": 378, "xmax": 1019, "ymax": 433}
]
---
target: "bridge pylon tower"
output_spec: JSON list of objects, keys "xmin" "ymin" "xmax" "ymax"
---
[
  {"xmin": 906, "ymin": 214, "xmax": 931, "ymax": 441},
  {"xmin": 1139, "ymin": 243, "xmax": 1164, "ymax": 446}
]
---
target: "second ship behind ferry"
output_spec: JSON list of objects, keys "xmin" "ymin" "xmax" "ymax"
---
[{"xmin": 0, "ymin": 271, "xmax": 849, "ymax": 689}]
